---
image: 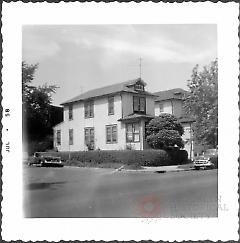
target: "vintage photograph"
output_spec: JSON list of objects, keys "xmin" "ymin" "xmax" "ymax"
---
[{"xmin": 22, "ymin": 24, "xmax": 218, "ymax": 218}]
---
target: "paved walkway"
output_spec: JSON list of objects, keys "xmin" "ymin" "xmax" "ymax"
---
[{"xmin": 122, "ymin": 164, "xmax": 194, "ymax": 173}]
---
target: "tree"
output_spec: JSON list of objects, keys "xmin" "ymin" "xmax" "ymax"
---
[
  {"xmin": 22, "ymin": 61, "xmax": 58, "ymax": 152},
  {"xmin": 183, "ymin": 59, "xmax": 218, "ymax": 148},
  {"xmin": 146, "ymin": 113, "xmax": 184, "ymax": 149}
]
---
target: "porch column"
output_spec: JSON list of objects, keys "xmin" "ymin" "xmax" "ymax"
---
[{"xmin": 140, "ymin": 120, "xmax": 145, "ymax": 150}]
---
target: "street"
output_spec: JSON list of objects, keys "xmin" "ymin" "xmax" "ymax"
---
[{"xmin": 23, "ymin": 166, "xmax": 218, "ymax": 218}]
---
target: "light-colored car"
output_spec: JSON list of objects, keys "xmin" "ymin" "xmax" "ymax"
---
[
  {"xmin": 41, "ymin": 156, "xmax": 64, "ymax": 167},
  {"xmin": 193, "ymin": 149, "xmax": 218, "ymax": 170}
]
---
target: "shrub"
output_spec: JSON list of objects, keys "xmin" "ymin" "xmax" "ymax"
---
[
  {"xmin": 38, "ymin": 149, "xmax": 189, "ymax": 167},
  {"xmin": 146, "ymin": 114, "xmax": 184, "ymax": 149},
  {"xmin": 166, "ymin": 147, "xmax": 188, "ymax": 164},
  {"xmin": 210, "ymin": 156, "xmax": 218, "ymax": 168},
  {"xmin": 146, "ymin": 130, "xmax": 184, "ymax": 149},
  {"xmin": 146, "ymin": 114, "xmax": 184, "ymax": 136}
]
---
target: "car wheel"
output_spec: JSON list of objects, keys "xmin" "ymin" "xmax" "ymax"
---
[{"xmin": 195, "ymin": 166, "xmax": 200, "ymax": 170}]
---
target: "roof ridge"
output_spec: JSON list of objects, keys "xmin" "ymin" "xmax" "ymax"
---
[{"xmin": 153, "ymin": 88, "xmax": 187, "ymax": 94}]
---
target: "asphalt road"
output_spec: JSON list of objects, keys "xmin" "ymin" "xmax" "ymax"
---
[{"xmin": 23, "ymin": 166, "xmax": 218, "ymax": 218}]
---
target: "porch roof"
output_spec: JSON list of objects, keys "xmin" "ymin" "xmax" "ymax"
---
[
  {"xmin": 178, "ymin": 116, "xmax": 195, "ymax": 123},
  {"xmin": 118, "ymin": 113, "xmax": 154, "ymax": 122}
]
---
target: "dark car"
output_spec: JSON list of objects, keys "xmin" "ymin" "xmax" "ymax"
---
[
  {"xmin": 28, "ymin": 153, "xmax": 64, "ymax": 167},
  {"xmin": 193, "ymin": 149, "xmax": 218, "ymax": 170}
]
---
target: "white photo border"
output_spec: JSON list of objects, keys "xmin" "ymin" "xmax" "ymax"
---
[{"xmin": 2, "ymin": 2, "xmax": 239, "ymax": 241}]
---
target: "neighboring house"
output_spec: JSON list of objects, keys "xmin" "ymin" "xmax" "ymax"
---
[
  {"xmin": 153, "ymin": 88, "xmax": 195, "ymax": 159},
  {"xmin": 53, "ymin": 78, "xmax": 156, "ymax": 151},
  {"xmin": 154, "ymin": 88, "xmax": 188, "ymax": 118}
]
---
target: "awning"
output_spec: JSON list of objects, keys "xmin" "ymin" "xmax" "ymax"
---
[{"xmin": 118, "ymin": 113, "xmax": 154, "ymax": 122}]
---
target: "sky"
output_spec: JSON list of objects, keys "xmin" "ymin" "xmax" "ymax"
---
[{"xmin": 22, "ymin": 25, "xmax": 217, "ymax": 106}]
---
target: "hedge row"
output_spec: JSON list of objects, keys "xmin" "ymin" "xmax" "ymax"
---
[{"xmin": 38, "ymin": 149, "xmax": 188, "ymax": 167}]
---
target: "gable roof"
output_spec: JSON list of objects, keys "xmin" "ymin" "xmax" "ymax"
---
[
  {"xmin": 153, "ymin": 88, "xmax": 188, "ymax": 102},
  {"xmin": 61, "ymin": 78, "xmax": 153, "ymax": 105}
]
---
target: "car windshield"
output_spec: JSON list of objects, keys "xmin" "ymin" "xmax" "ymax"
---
[
  {"xmin": 45, "ymin": 157, "xmax": 61, "ymax": 162},
  {"xmin": 205, "ymin": 149, "xmax": 217, "ymax": 156}
]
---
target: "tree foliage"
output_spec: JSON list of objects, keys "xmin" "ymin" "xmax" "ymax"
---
[
  {"xmin": 146, "ymin": 114, "xmax": 184, "ymax": 149},
  {"xmin": 22, "ymin": 61, "xmax": 58, "ymax": 142},
  {"xmin": 183, "ymin": 59, "xmax": 218, "ymax": 148}
]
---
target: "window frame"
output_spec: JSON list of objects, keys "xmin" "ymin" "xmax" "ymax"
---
[
  {"xmin": 133, "ymin": 96, "xmax": 146, "ymax": 114},
  {"xmin": 159, "ymin": 102, "xmax": 164, "ymax": 113},
  {"xmin": 69, "ymin": 129, "xmax": 74, "ymax": 145},
  {"xmin": 84, "ymin": 100, "xmax": 94, "ymax": 118},
  {"xmin": 135, "ymin": 84, "xmax": 144, "ymax": 91},
  {"xmin": 108, "ymin": 96, "xmax": 114, "ymax": 115},
  {"xmin": 106, "ymin": 124, "xmax": 118, "ymax": 144},
  {"xmin": 56, "ymin": 130, "xmax": 61, "ymax": 145},
  {"xmin": 126, "ymin": 123, "xmax": 140, "ymax": 143},
  {"xmin": 84, "ymin": 127, "xmax": 95, "ymax": 147},
  {"xmin": 69, "ymin": 105, "xmax": 73, "ymax": 120}
]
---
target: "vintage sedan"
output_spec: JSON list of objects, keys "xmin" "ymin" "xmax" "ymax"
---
[
  {"xmin": 28, "ymin": 153, "xmax": 64, "ymax": 167},
  {"xmin": 193, "ymin": 149, "xmax": 218, "ymax": 170}
]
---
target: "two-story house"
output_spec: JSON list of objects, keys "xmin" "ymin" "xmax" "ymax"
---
[
  {"xmin": 154, "ymin": 88, "xmax": 195, "ymax": 158},
  {"xmin": 53, "ymin": 78, "xmax": 156, "ymax": 151}
]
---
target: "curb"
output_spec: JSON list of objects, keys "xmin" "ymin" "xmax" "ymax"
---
[{"xmin": 122, "ymin": 167, "xmax": 194, "ymax": 173}]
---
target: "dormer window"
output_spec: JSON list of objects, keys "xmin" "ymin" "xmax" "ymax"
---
[{"xmin": 135, "ymin": 84, "xmax": 144, "ymax": 91}]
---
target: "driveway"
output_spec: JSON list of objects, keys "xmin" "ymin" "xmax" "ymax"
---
[{"xmin": 23, "ymin": 166, "xmax": 218, "ymax": 218}]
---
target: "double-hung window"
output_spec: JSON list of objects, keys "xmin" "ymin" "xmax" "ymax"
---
[
  {"xmin": 56, "ymin": 130, "xmax": 61, "ymax": 145},
  {"xmin": 106, "ymin": 125, "xmax": 117, "ymax": 143},
  {"xmin": 84, "ymin": 127, "xmax": 94, "ymax": 148},
  {"xmin": 133, "ymin": 96, "xmax": 146, "ymax": 113},
  {"xmin": 69, "ymin": 105, "xmax": 73, "ymax": 120},
  {"xmin": 126, "ymin": 123, "xmax": 140, "ymax": 142},
  {"xmin": 69, "ymin": 129, "xmax": 73, "ymax": 145},
  {"xmin": 84, "ymin": 100, "xmax": 94, "ymax": 118},
  {"xmin": 108, "ymin": 96, "xmax": 114, "ymax": 115}
]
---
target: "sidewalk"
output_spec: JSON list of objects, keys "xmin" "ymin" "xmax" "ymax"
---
[{"xmin": 121, "ymin": 163, "xmax": 194, "ymax": 173}]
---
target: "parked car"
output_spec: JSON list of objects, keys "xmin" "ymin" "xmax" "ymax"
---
[
  {"xmin": 193, "ymin": 149, "xmax": 218, "ymax": 170},
  {"xmin": 28, "ymin": 153, "xmax": 64, "ymax": 167}
]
